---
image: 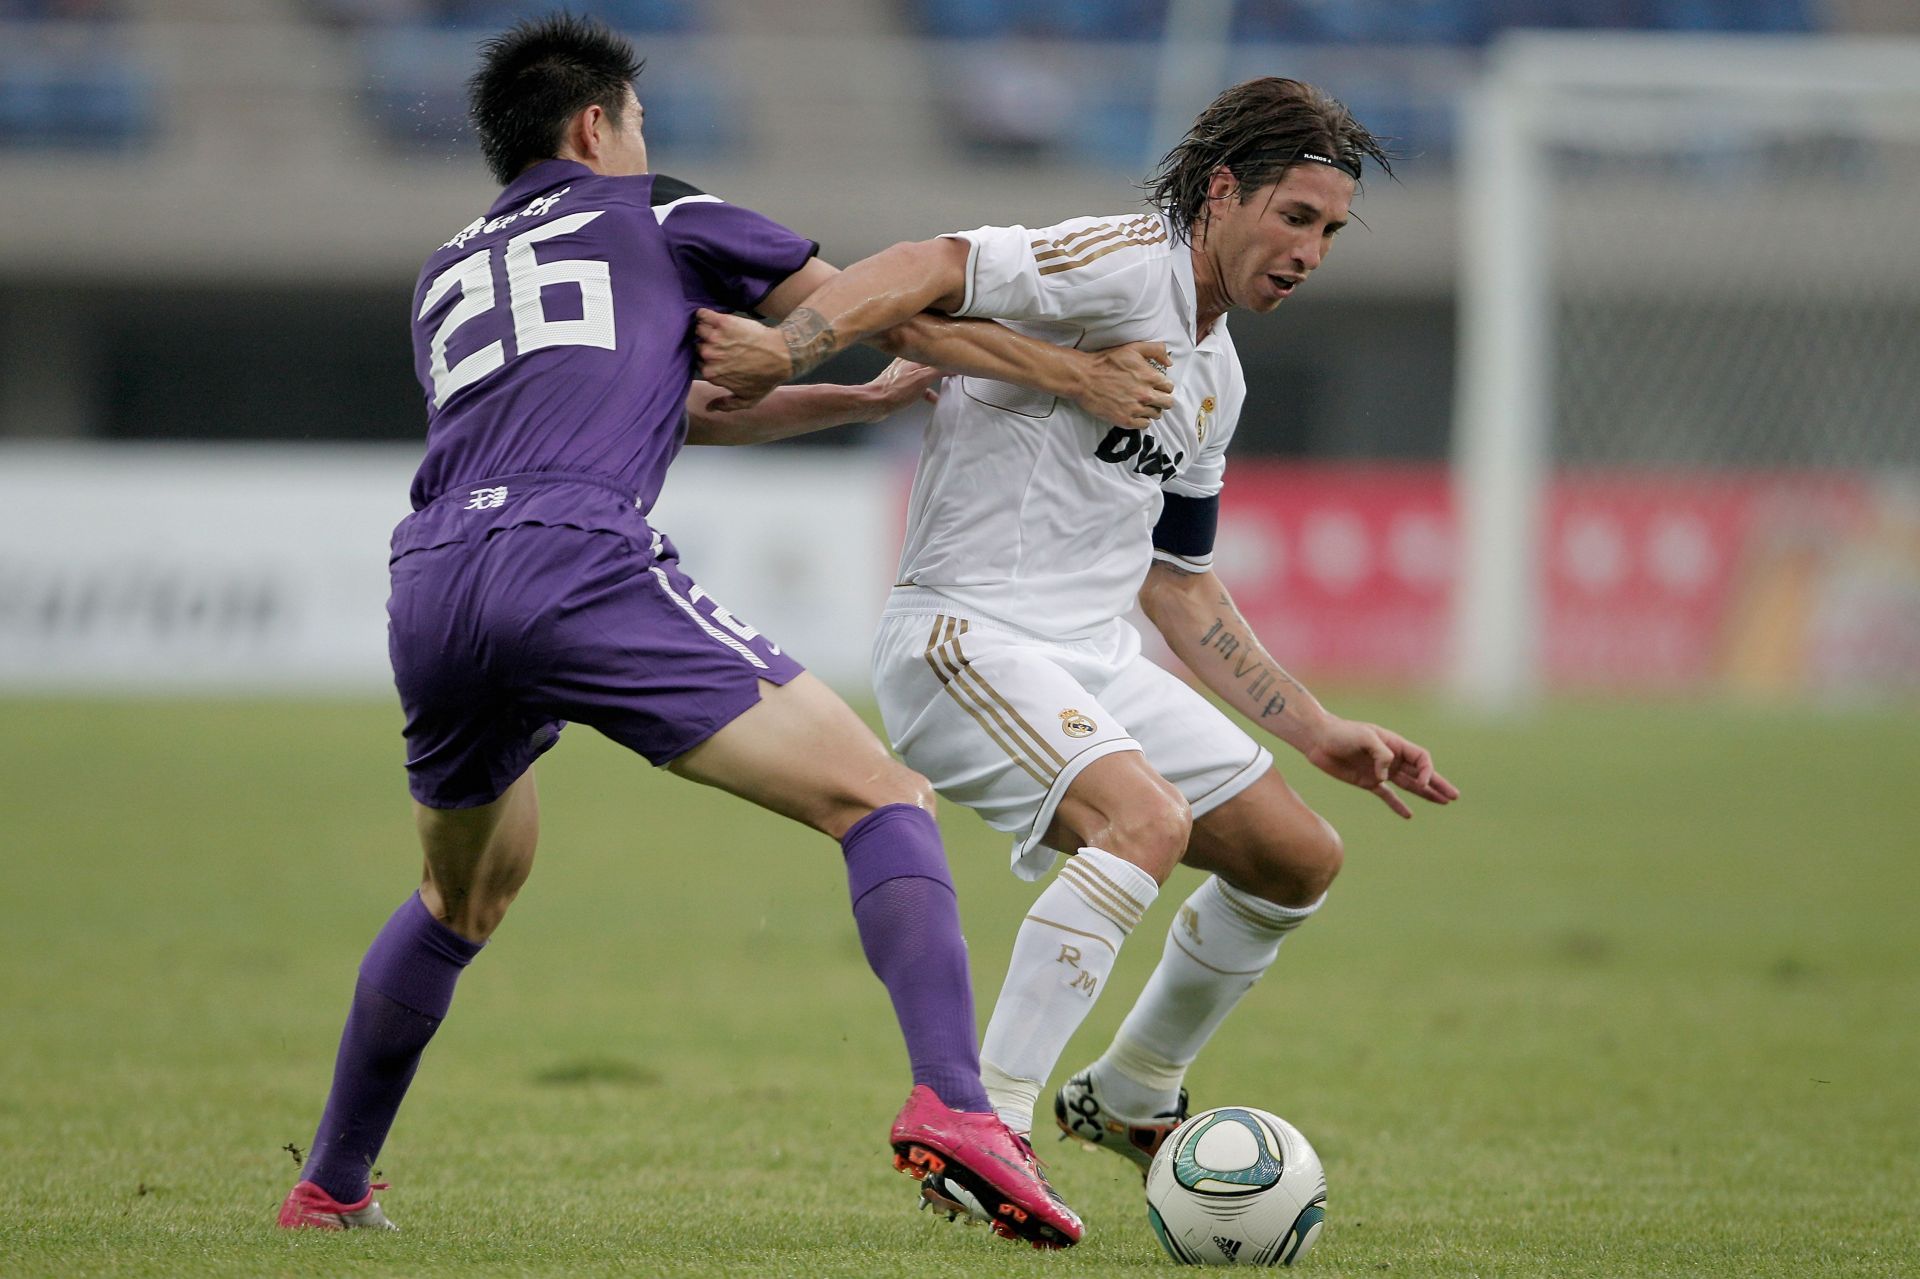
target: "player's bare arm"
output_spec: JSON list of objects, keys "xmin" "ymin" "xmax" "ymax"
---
[
  {"xmin": 684, "ymin": 359, "xmax": 941, "ymax": 446},
  {"xmin": 1137, "ymin": 559, "xmax": 1460, "ymax": 818},
  {"xmin": 694, "ymin": 244, "xmax": 1175, "ymax": 425},
  {"xmin": 876, "ymin": 312, "xmax": 1174, "ymax": 430}
]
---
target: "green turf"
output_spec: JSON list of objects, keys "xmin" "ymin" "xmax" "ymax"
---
[{"xmin": 2, "ymin": 695, "xmax": 1915, "ymax": 1277}]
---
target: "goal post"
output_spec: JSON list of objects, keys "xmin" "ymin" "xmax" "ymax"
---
[{"xmin": 1450, "ymin": 33, "xmax": 1920, "ymax": 710}]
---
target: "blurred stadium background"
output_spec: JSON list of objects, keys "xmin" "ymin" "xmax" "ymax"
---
[
  {"xmin": 5, "ymin": 5, "xmax": 1920, "ymax": 1275},
  {"xmin": 2, "ymin": 0, "xmax": 1915, "ymax": 703}
]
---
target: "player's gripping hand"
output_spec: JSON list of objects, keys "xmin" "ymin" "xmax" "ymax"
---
[
  {"xmin": 1302, "ymin": 718, "xmax": 1461, "ymax": 819},
  {"xmin": 695, "ymin": 307, "xmax": 792, "ymax": 409},
  {"xmin": 1071, "ymin": 340, "xmax": 1176, "ymax": 430},
  {"xmin": 857, "ymin": 359, "xmax": 944, "ymax": 421}
]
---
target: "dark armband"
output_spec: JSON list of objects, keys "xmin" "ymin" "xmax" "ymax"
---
[{"xmin": 1151, "ymin": 491, "xmax": 1218, "ymax": 573}]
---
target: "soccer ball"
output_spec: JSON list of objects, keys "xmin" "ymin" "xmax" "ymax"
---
[{"xmin": 1144, "ymin": 1106, "xmax": 1328, "ymax": 1266}]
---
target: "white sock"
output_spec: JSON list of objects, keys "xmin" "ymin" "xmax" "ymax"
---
[
  {"xmin": 979, "ymin": 846, "xmax": 1159, "ymax": 1134},
  {"xmin": 1089, "ymin": 876, "xmax": 1323, "ymax": 1119}
]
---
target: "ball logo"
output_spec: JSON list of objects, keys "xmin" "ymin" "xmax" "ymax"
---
[
  {"xmin": 1172, "ymin": 1108, "xmax": 1286, "ymax": 1195},
  {"xmin": 1059, "ymin": 708, "xmax": 1097, "ymax": 738}
]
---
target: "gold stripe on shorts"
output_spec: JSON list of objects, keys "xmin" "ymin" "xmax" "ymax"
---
[
  {"xmin": 934, "ymin": 618, "xmax": 1068, "ymax": 772},
  {"xmin": 917, "ymin": 618, "xmax": 1067, "ymax": 787}
]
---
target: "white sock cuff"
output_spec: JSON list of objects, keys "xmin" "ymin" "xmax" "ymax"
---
[
  {"xmin": 1102, "ymin": 1034, "xmax": 1190, "ymax": 1097},
  {"xmin": 981, "ymin": 1059, "xmax": 1043, "ymax": 1136},
  {"xmin": 1210, "ymin": 877, "xmax": 1325, "ymax": 937},
  {"xmin": 1059, "ymin": 846, "xmax": 1159, "ymax": 933}
]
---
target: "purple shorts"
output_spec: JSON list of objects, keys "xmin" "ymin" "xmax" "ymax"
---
[{"xmin": 387, "ymin": 474, "xmax": 804, "ymax": 809}]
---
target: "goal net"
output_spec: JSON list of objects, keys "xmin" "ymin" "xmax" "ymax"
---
[{"xmin": 1451, "ymin": 33, "xmax": 1920, "ymax": 707}]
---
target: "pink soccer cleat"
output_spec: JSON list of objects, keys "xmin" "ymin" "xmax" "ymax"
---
[
  {"xmin": 276, "ymin": 1179, "xmax": 399, "ymax": 1231},
  {"xmin": 890, "ymin": 1085, "xmax": 1083, "ymax": 1249}
]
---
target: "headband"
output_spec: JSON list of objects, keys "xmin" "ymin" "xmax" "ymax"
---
[{"xmin": 1295, "ymin": 149, "xmax": 1362, "ymax": 181}]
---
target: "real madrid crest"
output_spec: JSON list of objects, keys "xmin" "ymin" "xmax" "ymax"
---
[
  {"xmin": 1059, "ymin": 708, "xmax": 1097, "ymax": 738},
  {"xmin": 1197, "ymin": 395, "xmax": 1216, "ymax": 444}
]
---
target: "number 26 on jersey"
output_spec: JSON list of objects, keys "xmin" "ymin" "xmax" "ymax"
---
[{"xmin": 419, "ymin": 210, "xmax": 615, "ymax": 407}]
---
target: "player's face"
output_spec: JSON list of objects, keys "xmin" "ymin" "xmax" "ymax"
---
[{"xmin": 1198, "ymin": 162, "xmax": 1355, "ymax": 314}]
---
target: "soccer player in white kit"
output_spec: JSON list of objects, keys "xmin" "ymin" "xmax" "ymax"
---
[{"xmin": 698, "ymin": 77, "xmax": 1460, "ymax": 1216}]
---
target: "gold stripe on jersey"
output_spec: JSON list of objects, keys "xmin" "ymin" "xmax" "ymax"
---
[
  {"xmin": 1030, "ymin": 214, "xmax": 1158, "ymax": 257},
  {"xmin": 1038, "ymin": 224, "xmax": 1170, "ymax": 277},
  {"xmin": 1021, "ymin": 913, "xmax": 1119, "ymax": 956},
  {"xmin": 1029, "ymin": 216, "xmax": 1137, "ymax": 256},
  {"xmin": 924, "ymin": 617, "xmax": 1054, "ymax": 787},
  {"xmin": 1060, "ymin": 856, "xmax": 1147, "ymax": 931},
  {"xmin": 1030, "ymin": 215, "xmax": 1159, "ymax": 264}
]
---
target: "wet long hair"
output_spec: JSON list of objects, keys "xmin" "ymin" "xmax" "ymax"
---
[
  {"xmin": 1149, "ymin": 78, "xmax": 1392, "ymax": 242},
  {"xmin": 469, "ymin": 12, "xmax": 644, "ymax": 185}
]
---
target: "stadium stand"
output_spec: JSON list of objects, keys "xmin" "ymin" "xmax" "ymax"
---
[
  {"xmin": 904, "ymin": 0, "xmax": 1828, "ymax": 164},
  {"xmin": 0, "ymin": 0, "xmax": 154, "ymax": 151},
  {"xmin": 308, "ymin": 0, "xmax": 732, "ymax": 157}
]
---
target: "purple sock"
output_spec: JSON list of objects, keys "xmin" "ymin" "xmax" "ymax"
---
[
  {"xmin": 841, "ymin": 804, "xmax": 993, "ymax": 1113},
  {"xmin": 300, "ymin": 892, "xmax": 482, "ymax": 1203}
]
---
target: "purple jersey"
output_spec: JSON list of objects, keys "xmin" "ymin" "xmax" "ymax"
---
[{"xmin": 406, "ymin": 160, "xmax": 817, "ymax": 512}]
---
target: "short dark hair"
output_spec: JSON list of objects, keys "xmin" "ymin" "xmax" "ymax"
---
[
  {"xmin": 1149, "ymin": 78, "xmax": 1392, "ymax": 242},
  {"xmin": 468, "ymin": 12, "xmax": 644, "ymax": 185}
]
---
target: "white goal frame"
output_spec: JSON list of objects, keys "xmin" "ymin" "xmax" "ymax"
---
[{"xmin": 1449, "ymin": 32, "xmax": 1920, "ymax": 710}]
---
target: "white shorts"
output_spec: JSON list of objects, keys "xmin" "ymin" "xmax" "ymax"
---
[{"xmin": 872, "ymin": 588, "xmax": 1272, "ymax": 881}]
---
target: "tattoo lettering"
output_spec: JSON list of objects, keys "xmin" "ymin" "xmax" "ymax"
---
[
  {"xmin": 779, "ymin": 307, "xmax": 837, "ymax": 377},
  {"xmin": 1201, "ymin": 616, "xmax": 1291, "ymax": 719}
]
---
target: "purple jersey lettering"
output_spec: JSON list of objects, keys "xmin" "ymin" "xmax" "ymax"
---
[{"xmin": 407, "ymin": 161, "xmax": 818, "ymax": 513}]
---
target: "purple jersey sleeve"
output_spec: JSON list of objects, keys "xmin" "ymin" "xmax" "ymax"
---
[{"xmin": 650, "ymin": 174, "xmax": 819, "ymax": 312}]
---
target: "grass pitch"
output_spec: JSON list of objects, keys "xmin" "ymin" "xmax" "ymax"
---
[{"xmin": 1, "ymin": 694, "xmax": 1915, "ymax": 1277}]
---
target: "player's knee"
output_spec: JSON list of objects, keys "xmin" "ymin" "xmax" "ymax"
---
[
  {"xmin": 1100, "ymin": 783, "xmax": 1192, "ymax": 885},
  {"xmin": 421, "ymin": 875, "xmax": 525, "ymax": 942},
  {"xmin": 1246, "ymin": 816, "xmax": 1342, "ymax": 907},
  {"xmin": 870, "ymin": 760, "xmax": 937, "ymax": 817},
  {"xmin": 1298, "ymin": 817, "xmax": 1344, "ymax": 900},
  {"xmin": 820, "ymin": 761, "xmax": 937, "ymax": 839}
]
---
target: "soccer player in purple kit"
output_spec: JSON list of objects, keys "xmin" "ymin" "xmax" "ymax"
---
[{"xmin": 274, "ymin": 13, "xmax": 1176, "ymax": 1249}]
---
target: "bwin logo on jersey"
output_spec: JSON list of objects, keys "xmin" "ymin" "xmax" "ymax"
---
[{"xmin": 1094, "ymin": 425, "xmax": 1184, "ymax": 482}]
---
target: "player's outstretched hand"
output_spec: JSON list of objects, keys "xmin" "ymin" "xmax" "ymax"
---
[
  {"xmin": 695, "ymin": 307, "xmax": 793, "ymax": 409},
  {"xmin": 858, "ymin": 359, "xmax": 943, "ymax": 421},
  {"xmin": 1303, "ymin": 717, "xmax": 1461, "ymax": 819},
  {"xmin": 1073, "ymin": 340, "xmax": 1176, "ymax": 429}
]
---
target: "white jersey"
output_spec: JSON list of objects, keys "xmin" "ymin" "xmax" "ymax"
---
[{"xmin": 890, "ymin": 211, "xmax": 1246, "ymax": 640}]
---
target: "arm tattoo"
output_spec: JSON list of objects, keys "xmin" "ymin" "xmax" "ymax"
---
[
  {"xmin": 779, "ymin": 307, "xmax": 837, "ymax": 377},
  {"xmin": 1199, "ymin": 617, "xmax": 1298, "ymax": 719}
]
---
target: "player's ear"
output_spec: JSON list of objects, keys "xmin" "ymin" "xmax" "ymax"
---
[
  {"xmin": 560, "ymin": 104, "xmax": 601, "ymax": 163},
  {"xmin": 1205, "ymin": 166, "xmax": 1239, "ymax": 202}
]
